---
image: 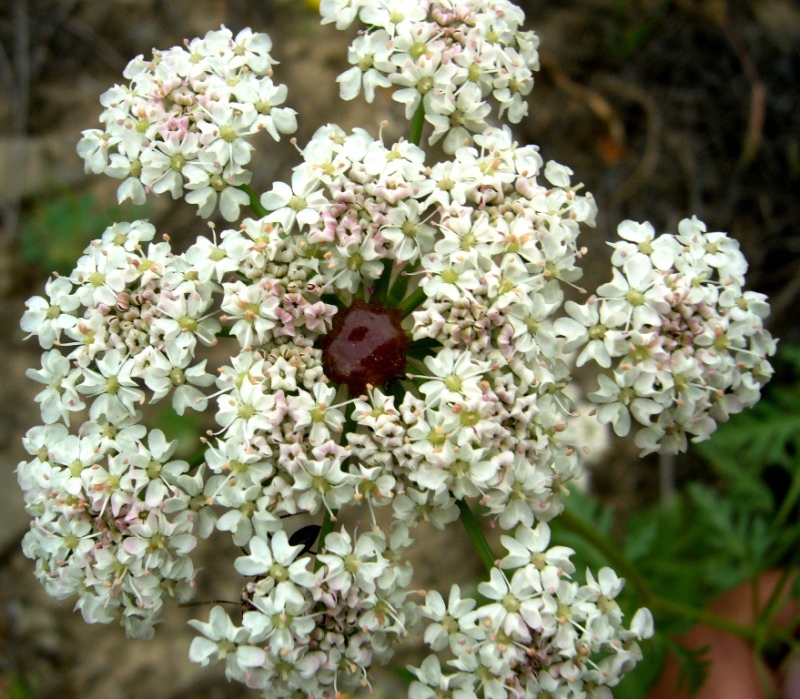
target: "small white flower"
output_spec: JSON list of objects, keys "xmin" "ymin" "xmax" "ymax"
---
[
  {"xmin": 426, "ymin": 84, "xmax": 492, "ymax": 153},
  {"xmin": 78, "ymin": 350, "xmax": 144, "ymax": 424},
  {"xmin": 319, "ymin": 0, "xmax": 365, "ymax": 29},
  {"xmin": 21, "ymin": 276, "xmax": 80, "ymax": 349},
  {"xmin": 338, "ymin": 30, "xmax": 394, "ymax": 103},
  {"xmin": 26, "ymin": 350, "xmax": 85, "ymax": 425},
  {"xmin": 260, "ymin": 169, "xmax": 329, "ymax": 231},
  {"xmin": 140, "ymin": 347, "xmax": 214, "ymax": 415},
  {"xmin": 188, "ymin": 606, "xmax": 253, "ymax": 666},
  {"xmin": 589, "ymin": 370, "xmax": 661, "ymax": 438},
  {"xmin": 419, "ymin": 349, "xmax": 490, "ymax": 407},
  {"xmin": 421, "ymin": 584, "xmax": 478, "ymax": 651}
]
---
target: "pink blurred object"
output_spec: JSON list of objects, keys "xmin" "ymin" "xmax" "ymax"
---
[{"xmin": 650, "ymin": 570, "xmax": 798, "ymax": 699}]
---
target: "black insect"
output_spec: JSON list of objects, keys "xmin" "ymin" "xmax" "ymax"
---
[{"xmin": 288, "ymin": 524, "xmax": 322, "ymax": 555}]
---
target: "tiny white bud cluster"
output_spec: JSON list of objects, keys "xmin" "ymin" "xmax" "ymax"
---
[
  {"xmin": 323, "ymin": 0, "xmax": 540, "ymax": 152},
  {"xmin": 77, "ymin": 26, "xmax": 297, "ymax": 220},
  {"xmin": 556, "ymin": 217, "xmax": 776, "ymax": 455},
  {"xmin": 189, "ymin": 527, "xmax": 416, "ymax": 698},
  {"xmin": 18, "ymin": 219, "xmax": 233, "ymax": 638},
  {"xmin": 410, "ymin": 522, "xmax": 654, "ymax": 699}
]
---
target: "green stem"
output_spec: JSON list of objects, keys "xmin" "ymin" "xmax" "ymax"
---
[
  {"xmin": 398, "ymin": 287, "xmax": 427, "ymax": 318},
  {"xmin": 457, "ymin": 499, "xmax": 495, "ymax": 573},
  {"xmin": 557, "ymin": 509, "xmax": 759, "ymax": 641},
  {"xmin": 781, "ymin": 612, "xmax": 800, "ymax": 646},
  {"xmin": 753, "ymin": 645, "xmax": 779, "ymax": 699},
  {"xmin": 315, "ymin": 508, "xmax": 336, "ymax": 571},
  {"xmin": 651, "ymin": 597, "xmax": 758, "ymax": 641},
  {"xmin": 188, "ymin": 448, "xmax": 207, "ymax": 470},
  {"xmin": 371, "ymin": 259, "xmax": 394, "ymax": 304},
  {"xmin": 237, "ymin": 183, "xmax": 268, "ymax": 218},
  {"xmin": 409, "ymin": 101, "xmax": 426, "ymax": 147},
  {"xmin": 757, "ymin": 567, "xmax": 796, "ymax": 632},
  {"xmin": 769, "ymin": 466, "xmax": 800, "ymax": 545},
  {"xmin": 342, "ymin": 401, "xmax": 357, "ymax": 441}
]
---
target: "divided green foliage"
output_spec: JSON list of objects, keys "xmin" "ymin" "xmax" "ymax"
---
[
  {"xmin": 695, "ymin": 344, "xmax": 800, "ymax": 568},
  {"xmin": 697, "ymin": 345, "xmax": 800, "ymax": 470},
  {"xmin": 2, "ymin": 672, "xmax": 37, "ymax": 699},
  {"xmin": 554, "ymin": 489, "xmax": 710, "ymax": 625},
  {"xmin": 665, "ymin": 639, "xmax": 711, "ymax": 696},
  {"xmin": 685, "ymin": 484, "xmax": 771, "ymax": 586},
  {"xmin": 615, "ymin": 635, "xmax": 704, "ymax": 699}
]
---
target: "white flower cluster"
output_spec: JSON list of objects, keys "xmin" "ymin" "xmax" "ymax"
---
[
  {"xmin": 410, "ymin": 522, "xmax": 654, "ymax": 699},
  {"xmin": 77, "ymin": 26, "xmax": 297, "ymax": 220},
  {"xmin": 17, "ymin": 119, "xmax": 620, "ymax": 691},
  {"xmin": 323, "ymin": 0, "xmax": 540, "ymax": 152},
  {"xmin": 556, "ymin": 217, "xmax": 776, "ymax": 455},
  {"xmin": 18, "ymin": 423, "xmax": 197, "ymax": 640},
  {"xmin": 18, "ymin": 219, "xmax": 237, "ymax": 637},
  {"xmin": 239, "ymin": 124, "xmax": 597, "ymax": 533},
  {"xmin": 190, "ymin": 528, "xmax": 417, "ymax": 698}
]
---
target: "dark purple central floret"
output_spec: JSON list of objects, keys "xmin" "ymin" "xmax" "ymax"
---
[{"xmin": 320, "ymin": 300, "xmax": 408, "ymax": 394}]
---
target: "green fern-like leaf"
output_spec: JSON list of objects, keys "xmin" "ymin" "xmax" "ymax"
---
[{"xmin": 695, "ymin": 345, "xmax": 800, "ymax": 523}]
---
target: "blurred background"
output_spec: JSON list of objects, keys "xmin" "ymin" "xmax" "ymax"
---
[{"xmin": 0, "ymin": 0, "xmax": 798, "ymax": 697}]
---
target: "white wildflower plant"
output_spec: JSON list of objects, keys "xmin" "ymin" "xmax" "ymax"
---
[{"xmin": 18, "ymin": 2, "xmax": 777, "ymax": 699}]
